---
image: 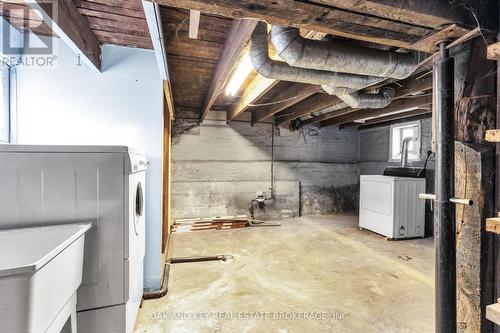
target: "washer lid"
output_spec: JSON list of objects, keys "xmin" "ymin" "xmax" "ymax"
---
[{"xmin": 0, "ymin": 144, "xmax": 144, "ymax": 155}]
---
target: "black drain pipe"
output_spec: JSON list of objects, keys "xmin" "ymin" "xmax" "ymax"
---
[
  {"xmin": 433, "ymin": 41, "xmax": 456, "ymax": 333},
  {"xmin": 142, "ymin": 255, "xmax": 232, "ymax": 299},
  {"xmin": 170, "ymin": 254, "xmax": 232, "ymax": 264}
]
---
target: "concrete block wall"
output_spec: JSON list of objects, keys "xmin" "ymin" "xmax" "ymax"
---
[
  {"xmin": 172, "ymin": 117, "xmax": 359, "ymax": 219},
  {"xmin": 358, "ymin": 117, "xmax": 434, "ymax": 174}
]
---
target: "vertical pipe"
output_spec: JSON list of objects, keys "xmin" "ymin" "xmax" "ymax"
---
[
  {"xmin": 270, "ymin": 123, "xmax": 275, "ymax": 199},
  {"xmin": 433, "ymin": 41, "xmax": 456, "ymax": 333}
]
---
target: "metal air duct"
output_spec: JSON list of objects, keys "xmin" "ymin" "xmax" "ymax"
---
[
  {"xmin": 250, "ymin": 22, "xmax": 382, "ymax": 90},
  {"xmin": 323, "ymin": 85, "xmax": 396, "ymax": 109},
  {"xmin": 250, "ymin": 22, "xmax": 396, "ymax": 109},
  {"xmin": 270, "ymin": 25, "xmax": 419, "ymax": 80}
]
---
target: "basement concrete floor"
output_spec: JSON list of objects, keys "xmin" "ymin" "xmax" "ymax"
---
[{"xmin": 134, "ymin": 215, "xmax": 434, "ymax": 333}]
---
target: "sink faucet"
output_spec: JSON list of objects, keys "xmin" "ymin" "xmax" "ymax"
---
[{"xmin": 401, "ymin": 137, "xmax": 417, "ymax": 168}]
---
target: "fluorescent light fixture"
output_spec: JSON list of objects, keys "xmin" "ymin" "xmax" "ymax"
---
[{"xmin": 225, "ymin": 53, "xmax": 253, "ymax": 96}]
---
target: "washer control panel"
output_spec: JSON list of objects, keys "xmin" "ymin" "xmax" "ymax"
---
[{"xmin": 127, "ymin": 153, "xmax": 149, "ymax": 173}]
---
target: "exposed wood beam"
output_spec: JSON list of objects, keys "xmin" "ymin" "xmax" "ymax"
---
[
  {"xmin": 201, "ymin": 18, "xmax": 258, "ymax": 120},
  {"xmin": 320, "ymin": 95, "xmax": 432, "ymax": 128},
  {"xmin": 228, "ymin": 75, "xmax": 278, "ymax": 120},
  {"xmin": 487, "ymin": 42, "xmax": 500, "ymax": 61},
  {"xmin": 303, "ymin": 30, "xmax": 327, "ymax": 40},
  {"xmin": 276, "ymin": 93, "xmax": 340, "ymax": 125},
  {"xmin": 301, "ymin": 105, "xmax": 352, "ymax": 126},
  {"xmin": 411, "ymin": 24, "xmax": 469, "ymax": 53},
  {"xmin": 392, "ymin": 74, "xmax": 433, "ymax": 97},
  {"xmin": 251, "ymin": 84, "xmax": 320, "ymax": 123},
  {"xmin": 189, "ymin": 10, "xmax": 200, "ymax": 39},
  {"xmin": 143, "ymin": 1, "xmax": 175, "ymax": 117},
  {"xmin": 24, "ymin": 0, "xmax": 101, "ymax": 72},
  {"xmin": 282, "ymin": 73, "xmax": 432, "ymax": 126},
  {"xmin": 485, "ymin": 129, "xmax": 500, "ymax": 142},
  {"xmin": 342, "ymin": 108, "xmax": 431, "ymax": 128},
  {"xmin": 150, "ymin": 0, "xmax": 438, "ymax": 50},
  {"xmin": 412, "ymin": 27, "xmax": 484, "ymax": 72},
  {"xmin": 305, "ymin": 87, "xmax": 431, "ymax": 126},
  {"xmin": 447, "ymin": 27, "xmax": 482, "ymax": 49},
  {"xmin": 308, "ymin": 0, "xmax": 468, "ymax": 29}
]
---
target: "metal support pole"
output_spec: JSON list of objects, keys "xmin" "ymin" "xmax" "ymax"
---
[{"xmin": 434, "ymin": 41, "xmax": 456, "ymax": 333}]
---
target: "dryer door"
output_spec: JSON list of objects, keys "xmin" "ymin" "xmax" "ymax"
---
[
  {"xmin": 126, "ymin": 172, "xmax": 146, "ymax": 260},
  {"xmin": 133, "ymin": 181, "xmax": 144, "ymax": 236}
]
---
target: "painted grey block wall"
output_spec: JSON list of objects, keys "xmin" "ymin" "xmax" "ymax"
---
[
  {"xmin": 172, "ymin": 120, "xmax": 359, "ymax": 219},
  {"xmin": 358, "ymin": 116, "xmax": 435, "ymax": 236},
  {"xmin": 359, "ymin": 117, "xmax": 434, "ymax": 174}
]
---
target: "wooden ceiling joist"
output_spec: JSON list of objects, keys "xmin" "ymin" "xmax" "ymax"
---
[
  {"xmin": 307, "ymin": 0, "xmax": 467, "ymax": 29},
  {"xmin": 320, "ymin": 95, "xmax": 432, "ymax": 128},
  {"xmin": 276, "ymin": 93, "xmax": 341, "ymax": 125},
  {"xmin": 150, "ymin": 0, "xmax": 466, "ymax": 50},
  {"xmin": 201, "ymin": 18, "xmax": 258, "ymax": 120},
  {"xmin": 280, "ymin": 73, "xmax": 432, "ymax": 126},
  {"xmin": 228, "ymin": 75, "xmax": 278, "ymax": 120},
  {"xmin": 251, "ymin": 83, "xmax": 320, "ymax": 123},
  {"xmin": 487, "ymin": 42, "xmax": 500, "ymax": 61},
  {"xmin": 1, "ymin": 2, "xmax": 55, "ymax": 36},
  {"xmin": 24, "ymin": 0, "xmax": 102, "ymax": 71},
  {"xmin": 411, "ymin": 24, "xmax": 469, "ymax": 53},
  {"xmin": 342, "ymin": 108, "xmax": 432, "ymax": 128}
]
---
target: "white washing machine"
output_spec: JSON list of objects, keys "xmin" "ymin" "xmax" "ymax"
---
[{"xmin": 0, "ymin": 145, "xmax": 147, "ymax": 333}]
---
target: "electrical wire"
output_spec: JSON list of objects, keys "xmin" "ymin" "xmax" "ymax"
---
[
  {"xmin": 423, "ymin": 150, "xmax": 433, "ymax": 170},
  {"xmin": 216, "ymin": 91, "xmax": 320, "ymax": 107}
]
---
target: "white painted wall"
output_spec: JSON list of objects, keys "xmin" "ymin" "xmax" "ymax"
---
[{"xmin": 13, "ymin": 36, "xmax": 164, "ymax": 290}]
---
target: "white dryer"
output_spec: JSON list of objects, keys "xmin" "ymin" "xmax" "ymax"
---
[
  {"xmin": 359, "ymin": 175, "xmax": 425, "ymax": 239},
  {"xmin": 0, "ymin": 145, "xmax": 148, "ymax": 333}
]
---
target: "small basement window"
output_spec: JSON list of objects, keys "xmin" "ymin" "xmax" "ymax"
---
[
  {"xmin": 0, "ymin": 66, "xmax": 9, "ymax": 143},
  {"xmin": 389, "ymin": 120, "xmax": 421, "ymax": 162}
]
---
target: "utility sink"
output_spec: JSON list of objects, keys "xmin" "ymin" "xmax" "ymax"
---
[{"xmin": 0, "ymin": 223, "xmax": 92, "ymax": 333}]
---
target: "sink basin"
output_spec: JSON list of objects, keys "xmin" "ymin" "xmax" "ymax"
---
[{"xmin": 0, "ymin": 223, "xmax": 91, "ymax": 333}]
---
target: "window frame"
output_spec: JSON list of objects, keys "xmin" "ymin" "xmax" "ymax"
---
[{"xmin": 388, "ymin": 120, "xmax": 422, "ymax": 163}]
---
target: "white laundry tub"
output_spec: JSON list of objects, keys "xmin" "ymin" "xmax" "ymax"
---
[{"xmin": 0, "ymin": 223, "xmax": 92, "ymax": 333}]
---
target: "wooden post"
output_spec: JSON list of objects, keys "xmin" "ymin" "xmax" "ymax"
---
[
  {"xmin": 451, "ymin": 3, "xmax": 497, "ymax": 330},
  {"xmin": 455, "ymin": 142, "xmax": 495, "ymax": 332},
  {"xmin": 162, "ymin": 94, "xmax": 173, "ymax": 253}
]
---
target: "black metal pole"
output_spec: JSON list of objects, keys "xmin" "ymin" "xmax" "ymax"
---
[{"xmin": 433, "ymin": 41, "xmax": 456, "ymax": 333}]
